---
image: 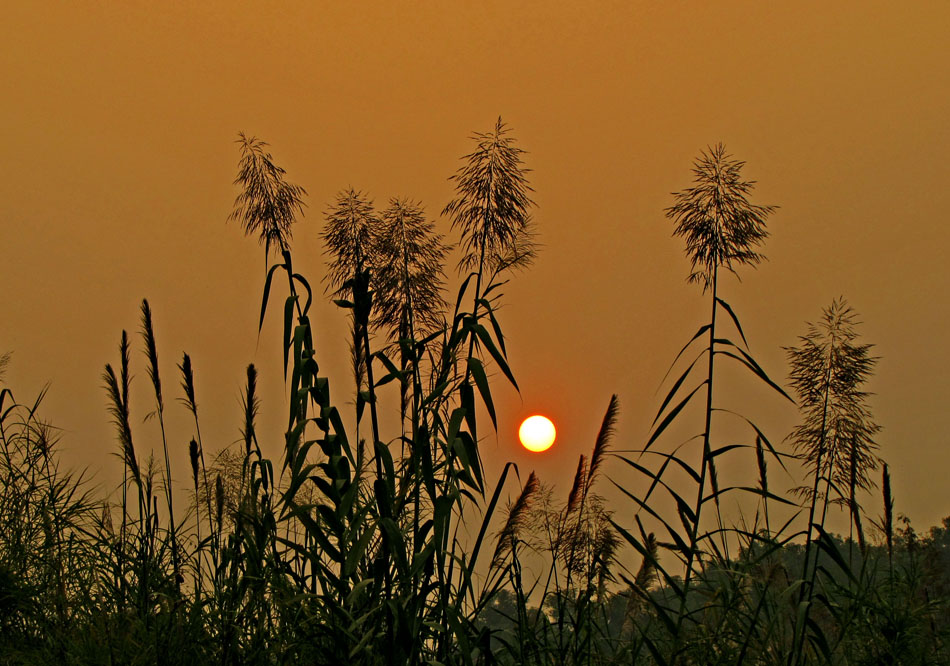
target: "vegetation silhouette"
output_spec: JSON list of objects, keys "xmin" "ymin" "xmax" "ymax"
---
[
  {"xmin": 786, "ymin": 298, "xmax": 882, "ymax": 663},
  {"xmin": 0, "ymin": 129, "xmax": 948, "ymax": 666}
]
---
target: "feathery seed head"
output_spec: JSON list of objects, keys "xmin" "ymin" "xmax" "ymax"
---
[
  {"xmin": 140, "ymin": 300, "xmax": 163, "ymax": 412},
  {"xmin": 215, "ymin": 474, "xmax": 224, "ymax": 529},
  {"xmin": 666, "ymin": 143, "xmax": 775, "ymax": 291},
  {"xmin": 786, "ymin": 298, "xmax": 881, "ymax": 497},
  {"xmin": 565, "ymin": 455, "xmax": 587, "ymax": 517},
  {"xmin": 179, "ymin": 353, "xmax": 197, "ymax": 414},
  {"xmin": 242, "ymin": 364, "xmax": 259, "ymax": 456},
  {"xmin": 189, "ymin": 439, "xmax": 199, "ymax": 487},
  {"xmin": 443, "ymin": 117, "xmax": 537, "ymax": 274},
  {"xmin": 104, "ymin": 333, "xmax": 140, "ymax": 487},
  {"xmin": 587, "ymin": 395, "xmax": 619, "ymax": 494},
  {"xmin": 322, "ymin": 188, "xmax": 380, "ymax": 298},
  {"xmin": 230, "ymin": 132, "xmax": 307, "ymax": 256},
  {"xmin": 374, "ymin": 197, "xmax": 450, "ymax": 341},
  {"xmin": 492, "ymin": 471, "xmax": 539, "ymax": 567}
]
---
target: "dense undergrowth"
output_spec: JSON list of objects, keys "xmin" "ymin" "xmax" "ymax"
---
[{"xmin": 1, "ymin": 125, "xmax": 947, "ymax": 665}]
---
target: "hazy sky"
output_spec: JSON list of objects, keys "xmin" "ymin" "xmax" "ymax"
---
[{"xmin": 2, "ymin": 2, "xmax": 949, "ymax": 531}]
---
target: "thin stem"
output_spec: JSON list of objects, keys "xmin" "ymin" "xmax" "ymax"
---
[
  {"xmin": 672, "ymin": 262, "xmax": 718, "ymax": 663},
  {"xmin": 791, "ymin": 353, "xmax": 833, "ymax": 666}
]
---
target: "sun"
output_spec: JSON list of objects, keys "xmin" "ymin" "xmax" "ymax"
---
[{"xmin": 519, "ymin": 415, "xmax": 556, "ymax": 452}]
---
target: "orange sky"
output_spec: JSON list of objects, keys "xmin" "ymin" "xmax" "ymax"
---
[{"xmin": 2, "ymin": 2, "xmax": 949, "ymax": 531}]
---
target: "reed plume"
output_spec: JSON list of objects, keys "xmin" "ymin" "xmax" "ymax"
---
[
  {"xmin": 189, "ymin": 439, "xmax": 199, "ymax": 490},
  {"xmin": 179, "ymin": 353, "xmax": 197, "ymax": 411},
  {"xmin": 229, "ymin": 132, "xmax": 307, "ymax": 257},
  {"xmin": 321, "ymin": 188, "xmax": 381, "ymax": 404},
  {"xmin": 140, "ymin": 299, "xmax": 181, "ymax": 588},
  {"xmin": 586, "ymin": 394, "xmax": 618, "ymax": 495},
  {"xmin": 141, "ymin": 301, "xmax": 163, "ymax": 414},
  {"xmin": 321, "ymin": 187, "xmax": 380, "ymax": 298},
  {"xmin": 104, "ymin": 332, "xmax": 139, "ymax": 488},
  {"xmin": 492, "ymin": 471, "xmax": 539, "ymax": 567},
  {"xmin": 241, "ymin": 364, "xmax": 260, "ymax": 456},
  {"xmin": 373, "ymin": 197, "xmax": 449, "ymax": 341},
  {"xmin": 443, "ymin": 117, "xmax": 536, "ymax": 274},
  {"xmin": 178, "ymin": 352, "xmax": 215, "ymax": 559},
  {"xmin": 786, "ymin": 299, "xmax": 881, "ymax": 511},
  {"xmin": 565, "ymin": 455, "xmax": 587, "ymax": 517},
  {"xmin": 666, "ymin": 143, "xmax": 775, "ymax": 291}
]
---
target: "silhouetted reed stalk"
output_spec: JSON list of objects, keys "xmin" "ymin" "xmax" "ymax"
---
[
  {"xmin": 213, "ymin": 473, "xmax": 224, "ymax": 590},
  {"xmin": 429, "ymin": 123, "xmax": 535, "ymax": 642},
  {"xmin": 140, "ymin": 299, "xmax": 181, "ymax": 592},
  {"xmin": 103, "ymin": 330, "xmax": 143, "ymax": 606},
  {"xmin": 367, "ymin": 199, "xmax": 453, "ymax": 619},
  {"xmin": 565, "ymin": 395, "xmax": 618, "ymax": 591},
  {"xmin": 548, "ymin": 397, "xmax": 619, "ymax": 665},
  {"xmin": 188, "ymin": 438, "xmax": 201, "ymax": 595},
  {"xmin": 491, "ymin": 471, "xmax": 539, "ymax": 663},
  {"xmin": 595, "ymin": 144, "xmax": 789, "ymax": 664},
  {"xmin": 179, "ymin": 353, "xmax": 218, "ymax": 595},
  {"xmin": 443, "ymin": 116, "xmax": 535, "ymax": 385},
  {"xmin": 786, "ymin": 299, "xmax": 880, "ymax": 664},
  {"xmin": 662, "ymin": 144, "xmax": 775, "ymax": 656},
  {"xmin": 320, "ymin": 191, "xmax": 397, "ymax": 620},
  {"xmin": 375, "ymin": 198, "xmax": 449, "ymax": 441},
  {"xmin": 849, "ymin": 439, "xmax": 867, "ymax": 553},
  {"xmin": 231, "ymin": 133, "xmax": 396, "ymax": 653},
  {"xmin": 321, "ymin": 189, "xmax": 384, "ymax": 481}
]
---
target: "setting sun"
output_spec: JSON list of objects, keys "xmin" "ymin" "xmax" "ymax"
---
[{"xmin": 518, "ymin": 415, "xmax": 556, "ymax": 452}]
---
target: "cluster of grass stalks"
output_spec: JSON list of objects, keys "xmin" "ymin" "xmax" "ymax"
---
[{"xmin": 1, "ymin": 133, "xmax": 948, "ymax": 665}]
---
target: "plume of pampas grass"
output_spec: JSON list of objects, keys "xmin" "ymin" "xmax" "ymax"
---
[
  {"xmin": 443, "ymin": 117, "xmax": 535, "ymax": 274},
  {"xmin": 179, "ymin": 352, "xmax": 216, "ymax": 558},
  {"xmin": 189, "ymin": 439, "xmax": 200, "ymax": 490},
  {"xmin": 140, "ymin": 299, "xmax": 181, "ymax": 588},
  {"xmin": 373, "ymin": 197, "xmax": 450, "ymax": 341},
  {"xmin": 665, "ymin": 143, "xmax": 775, "ymax": 291},
  {"xmin": 321, "ymin": 188, "xmax": 380, "ymax": 298},
  {"xmin": 565, "ymin": 455, "xmax": 587, "ymax": 518},
  {"xmin": 492, "ymin": 471, "xmax": 539, "ymax": 567},
  {"xmin": 586, "ymin": 394, "xmax": 618, "ymax": 495},
  {"xmin": 241, "ymin": 364, "xmax": 259, "ymax": 456},
  {"xmin": 141, "ymin": 300, "xmax": 163, "ymax": 415},
  {"xmin": 229, "ymin": 132, "xmax": 306, "ymax": 258},
  {"xmin": 104, "ymin": 331, "xmax": 139, "ymax": 487}
]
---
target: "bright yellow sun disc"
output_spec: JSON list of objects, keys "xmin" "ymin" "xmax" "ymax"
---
[{"xmin": 519, "ymin": 415, "xmax": 556, "ymax": 452}]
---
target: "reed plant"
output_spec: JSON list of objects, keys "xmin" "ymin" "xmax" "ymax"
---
[
  {"xmin": 219, "ymin": 119, "xmax": 537, "ymax": 663},
  {"xmin": 785, "ymin": 298, "xmax": 882, "ymax": 663},
  {"xmin": 609, "ymin": 144, "xmax": 797, "ymax": 664}
]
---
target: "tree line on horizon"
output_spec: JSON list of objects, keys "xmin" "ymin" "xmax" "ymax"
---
[{"xmin": 0, "ymin": 120, "xmax": 946, "ymax": 665}]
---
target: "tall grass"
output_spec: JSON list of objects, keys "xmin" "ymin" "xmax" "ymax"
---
[{"xmin": 0, "ymin": 131, "xmax": 947, "ymax": 666}]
